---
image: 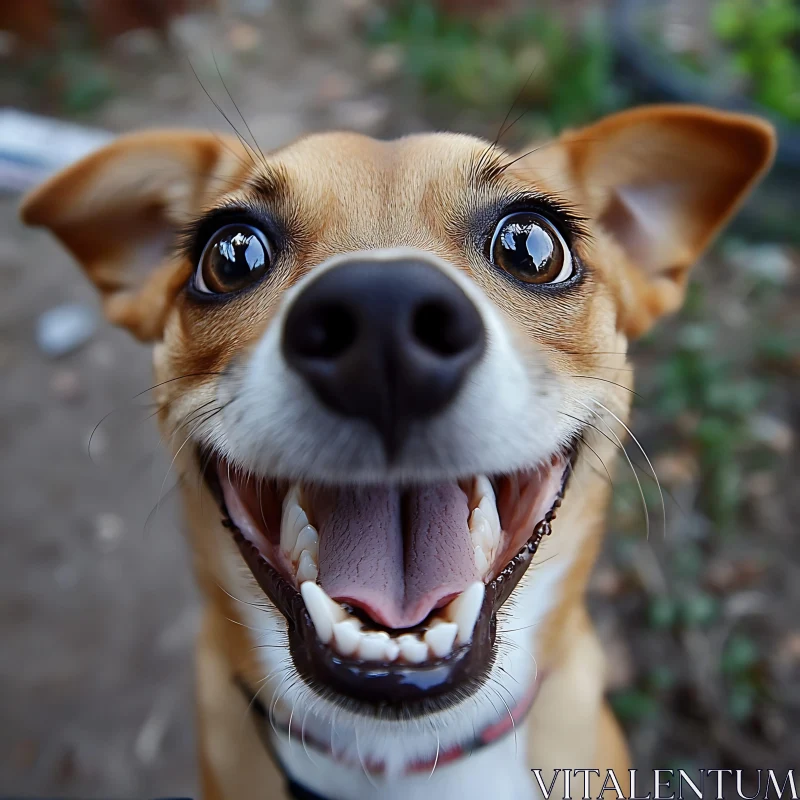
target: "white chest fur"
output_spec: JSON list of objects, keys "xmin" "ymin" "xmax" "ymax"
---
[{"xmin": 274, "ymin": 728, "xmax": 538, "ymax": 800}]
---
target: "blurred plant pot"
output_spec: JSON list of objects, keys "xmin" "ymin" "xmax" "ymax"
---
[{"xmin": 612, "ymin": 0, "xmax": 800, "ymax": 243}]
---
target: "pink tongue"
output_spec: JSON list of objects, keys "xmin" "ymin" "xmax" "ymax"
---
[{"xmin": 308, "ymin": 484, "xmax": 479, "ymax": 629}]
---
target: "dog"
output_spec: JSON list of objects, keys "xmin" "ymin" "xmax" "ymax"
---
[{"xmin": 21, "ymin": 104, "xmax": 775, "ymax": 799}]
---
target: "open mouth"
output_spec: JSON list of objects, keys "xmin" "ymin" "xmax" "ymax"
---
[{"xmin": 203, "ymin": 449, "xmax": 574, "ymax": 713}]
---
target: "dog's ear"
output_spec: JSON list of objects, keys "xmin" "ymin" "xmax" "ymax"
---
[
  {"xmin": 20, "ymin": 131, "xmax": 246, "ymax": 340},
  {"xmin": 561, "ymin": 105, "xmax": 776, "ymax": 336}
]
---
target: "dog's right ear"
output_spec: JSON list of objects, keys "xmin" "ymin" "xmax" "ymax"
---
[
  {"xmin": 20, "ymin": 131, "xmax": 247, "ymax": 341},
  {"xmin": 557, "ymin": 105, "xmax": 775, "ymax": 337}
]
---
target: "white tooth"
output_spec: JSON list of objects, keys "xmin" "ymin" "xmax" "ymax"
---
[
  {"xmin": 284, "ymin": 483, "xmax": 301, "ymax": 510},
  {"xmin": 290, "ymin": 508, "xmax": 309, "ymax": 540},
  {"xmin": 385, "ymin": 640, "xmax": 400, "ymax": 662},
  {"xmin": 280, "ymin": 511, "xmax": 300, "ymax": 553},
  {"xmin": 280, "ymin": 486, "xmax": 307, "ymax": 554},
  {"xmin": 474, "ymin": 544, "xmax": 490, "ymax": 576},
  {"xmin": 300, "ymin": 582, "xmax": 346, "ymax": 644},
  {"xmin": 282, "ymin": 512, "xmax": 310, "ymax": 560},
  {"xmin": 474, "ymin": 474, "xmax": 492, "ymax": 498},
  {"xmin": 291, "ymin": 525, "xmax": 319, "ymax": 563},
  {"xmin": 445, "ymin": 582, "xmax": 485, "ymax": 645},
  {"xmin": 359, "ymin": 632, "xmax": 392, "ymax": 661},
  {"xmin": 397, "ymin": 634, "xmax": 429, "ymax": 664},
  {"xmin": 469, "ymin": 507, "xmax": 494, "ymax": 553},
  {"xmin": 475, "ymin": 475, "xmax": 500, "ymax": 529},
  {"xmin": 296, "ymin": 550, "xmax": 318, "ymax": 584},
  {"xmin": 424, "ymin": 622, "xmax": 458, "ymax": 658},
  {"xmin": 332, "ymin": 619, "xmax": 361, "ymax": 657}
]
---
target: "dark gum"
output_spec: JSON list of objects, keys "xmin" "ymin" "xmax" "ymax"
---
[{"xmin": 203, "ymin": 444, "xmax": 576, "ymax": 716}]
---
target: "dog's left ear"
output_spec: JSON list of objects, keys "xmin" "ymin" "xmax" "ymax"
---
[
  {"xmin": 20, "ymin": 130, "xmax": 244, "ymax": 340},
  {"xmin": 561, "ymin": 105, "xmax": 776, "ymax": 336}
]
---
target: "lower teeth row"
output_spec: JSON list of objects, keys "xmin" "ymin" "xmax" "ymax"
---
[{"xmin": 301, "ymin": 581, "xmax": 485, "ymax": 664}]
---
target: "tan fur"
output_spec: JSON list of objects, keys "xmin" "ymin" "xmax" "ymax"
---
[{"xmin": 21, "ymin": 105, "xmax": 775, "ymax": 798}]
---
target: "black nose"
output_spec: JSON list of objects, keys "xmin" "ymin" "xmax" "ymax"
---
[{"xmin": 282, "ymin": 256, "xmax": 486, "ymax": 456}]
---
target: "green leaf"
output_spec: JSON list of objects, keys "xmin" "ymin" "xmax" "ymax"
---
[
  {"xmin": 722, "ymin": 634, "xmax": 760, "ymax": 676},
  {"xmin": 648, "ymin": 596, "xmax": 678, "ymax": 630},
  {"xmin": 648, "ymin": 665, "xmax": 676, "ymax": 692},
  {"xmin": 610, "ymin": 688, "xmax": 659, "ymax": 723},
  {"xmin": 679, "ymin": 592, "xmax": 720, "ymax": 628}
]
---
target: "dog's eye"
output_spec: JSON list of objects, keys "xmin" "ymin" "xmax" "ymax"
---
[
  {"xmin": 194, "ymin": 224, "xmax": 272, "ymax": 295},
  {"xmin": 490, "ymin": 212, "xmax": 573, "ymax": 285}
]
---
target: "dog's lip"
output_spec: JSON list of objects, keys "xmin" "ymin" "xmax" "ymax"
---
[{"xmin": 201, "ymin": 447, "xmax": 575, "ymax": 712}]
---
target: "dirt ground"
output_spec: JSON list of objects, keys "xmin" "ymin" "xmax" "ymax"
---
[{"xmin": 2, "ymin": 2, "xmax": 799, "ymax": 797}]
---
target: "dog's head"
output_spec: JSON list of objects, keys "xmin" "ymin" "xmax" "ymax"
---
[{"xmin": 22, "ymin": 106, "xmax": 774, "ymax": 772}]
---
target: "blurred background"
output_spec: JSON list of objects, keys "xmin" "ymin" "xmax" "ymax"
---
[{"xmin": 1, "ymin": 0, "xmax": 799, "ymax": 795}]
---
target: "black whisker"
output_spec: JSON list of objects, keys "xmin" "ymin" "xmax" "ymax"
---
[
  {"xmin": 187, "ymin": 57, "xmax": 259, "ymax": 168},
  {"xmin": 88, "ymin": 372, "xmax": 223, "ymax": 462},
  {"xmin": 211, "ymin": 50, "xmax": 267, "ymax": 167},
  {"xmin": 143, "ymin": 475, "xmax": 184, "ymax": 535}
]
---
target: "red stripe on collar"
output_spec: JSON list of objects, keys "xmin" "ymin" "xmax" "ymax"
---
[
  {"xmin": 240, "ymin": 672, "xmax": 545, "ymax": 778},
  {"xmin": 405, "ymin": 675, "xmax": 543, "ymax": 775}
]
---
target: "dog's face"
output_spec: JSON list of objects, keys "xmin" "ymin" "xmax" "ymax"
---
[{"xmin": 22, "ymin": 107, "xmax": 774, "ymax": 772}]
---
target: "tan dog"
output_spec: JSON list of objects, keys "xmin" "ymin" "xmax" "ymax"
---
[{"xmin": 21, "ymin": 105, "xmax": 774, "ymax": 800}]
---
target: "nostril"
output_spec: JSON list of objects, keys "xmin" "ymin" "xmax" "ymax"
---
[
  {"xmin": 412, "ymin": 300, "xmax": 479, "ymax": 357},
  {"xmin": 295, "ymin": 304, "xmax": 358, "ymax": 359}
]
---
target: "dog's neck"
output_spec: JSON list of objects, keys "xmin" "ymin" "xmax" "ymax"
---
[
  {"xmin": 274, "ymin": 724, "xmax": 535, "ymax": 800},
  {"xmin": 237, "ymin": 664, "xmax": 543, "ymax": 784}
]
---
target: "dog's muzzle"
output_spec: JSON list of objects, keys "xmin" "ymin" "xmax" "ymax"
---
[{"xmin": 281, "ymin": 253, "xmax": 486, "ymax": 458}]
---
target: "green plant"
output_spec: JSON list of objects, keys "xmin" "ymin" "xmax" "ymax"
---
[
  {"xmin": 721, "ymin": 634, "xmax": 763, "ymax": 721},
  {"xmin": 369, "ymin": 2, "xmax": 620, "ymax": 130},
  {"xmin": 649, "ymin": 281, "xmax": 776, "ymax": 530},
  {"xmin": 610, "ymin": 687, "xmax": 659, "ymax": 723},
  {"xmin": 712, "ymin": 0, "xmax": 800, "ymax": 122}
]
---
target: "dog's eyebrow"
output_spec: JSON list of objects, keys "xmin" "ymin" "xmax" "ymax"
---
[
  {"xmin": 174, "ymin": 166, "xmax": 291, "ymax": 262},
  {"xmin": 244, "ymin": 166, "xmax": 290, "ymax": 201},
  {"xmin": 471, "ymin": 153, "xmax": 589, "ymax": 241}
]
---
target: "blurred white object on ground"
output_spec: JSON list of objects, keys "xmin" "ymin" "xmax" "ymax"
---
[
  {"xmin": 0, "ymin": 109, "xmax": 112, "ymax": 192},
  {"xmin": 36, "ymin": 303, "xmax": 99, "ymax": 358}
]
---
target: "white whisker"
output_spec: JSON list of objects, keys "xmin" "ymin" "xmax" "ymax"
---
[
  {"xmin": 588, "ymin": 397, "xmax": 667, "ymax": 539},
  {"xmin": 574, "ymin": 398, "xmax": 650, "ymax": 540}
]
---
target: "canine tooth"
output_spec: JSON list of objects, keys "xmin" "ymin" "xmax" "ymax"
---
[
  {"xmin": 474, "ymin": 544, "xmax": 490, "ymax": 576},
  {"xmin": 332, "ymin": 619, "xmax": 361, "ymax": 657},
  {"xmin": 300, "ymin": 582, "xmax": 347, "ymax": 644},
  {"xmin": 296, "ymin": 550, "xmax": 318, "ymax": 584},
  {"xmin": 469, "ymin": 507, "xmax": 494, "ymax": 553},
  {"xmin": 359, "ymin": 632, "xmax": 393, "ymax": 661},
  {"xmin": 424, "ymin": 622, "xmax": 458, "ymax": 658},
  {"xmin": 291, "ymin": 525, "xmax": 319, "ymax": 563},
  {"xmin": 474, "ymin": 474, "xmax": 492, "ymax": 496},
  {"xmin": 446, "ymin": 582, "xmax": 484, "ymax": 645},
  {"xmin": 280, "ymin": 486, "xmax": 307, "ymax": 554},
  {"xmin": 280, "ymin": 510, "xmax": 301, "ymax": 554},
  {"xmin": 477, "ymin": 479, "xmax": 501, "ymax": 540},
  {"xmin": 284, "ymin": 484, "xmax": 301, "ymax": 510},
  {"xmin": 290, "ymin": 508, "xmax": 310, "ymax": 538},
  {"xmin": 397, "ymin": 634, "xmax": 429, "ymax": 664}
]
